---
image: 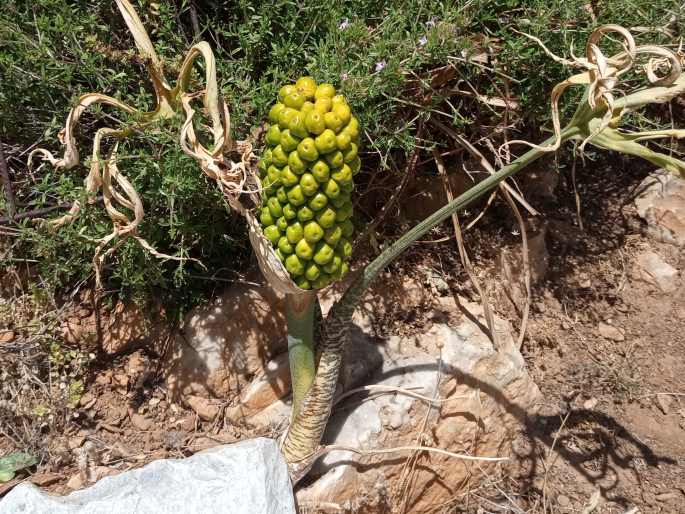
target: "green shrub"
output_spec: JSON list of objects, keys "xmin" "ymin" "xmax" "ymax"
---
[{"xmin": 0, "ymin": 0, "xmax": 680, "ymax": 310}]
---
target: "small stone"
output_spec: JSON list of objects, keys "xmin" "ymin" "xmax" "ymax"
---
[
  {"xmin": 130, "ymin": 413, "xmax": 153, "ymax": 431},
  {"xmin": 66, "ymin": 473, "xmax": 84, "ymax": 490},
  {"xmin": 583, "ymin": 398, "xmax": 598, "ymax": 410},
  {"xmin": 190, "ymin": 436, "xmax": 220, "ymax": 452},
  {"xmin": 556, "ymin": 494, "xmax": 571, "ymax": 507},
  {"xmin": 598, "ymin": 322, "xmax": 625, "ymax": 341},
  {"xmin": 656, "ymin": 394, "xmax": 672, "ymax": 415},
  {"xmin": 655, "ymin": 491, "xmax": 682, "ymax": 502},
  {"xmin": 634, "ymin": 169, "xmax": 685, "ymax": 246},
  {"xmin": 0, "ymin": 330, "xmax": 15, "ymax": 344},
  {"xmin": 30, "ymin": 472, "xmax": 60, "ymax": 487},
  {"xmin": 186, "ymin": 395, "xmax": 221, "ymax": 421},
  {"xmin": 636, "ymin": 251, "xmax": 679, "ymax": 292}
]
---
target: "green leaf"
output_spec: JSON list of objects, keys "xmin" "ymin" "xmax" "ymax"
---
[{"xmin": 0, "ymin": 452, "xmax": 38, "ymax": 483}]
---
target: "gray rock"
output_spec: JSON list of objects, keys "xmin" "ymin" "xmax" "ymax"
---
[
  {"xmin": 299, "ymin": 303, "xmax": 542, "ymax": 512},
  {"xmin": 1, "ymin": 438, "xmax": 295, "ymax": 514},
  {"xmin": 635, "ymin": 169, "xmax": 685, "ymax": 247},
  {"xmin": 636, "ymin": 250, "xmax": 679, "ymax": 293},
  {"xmin": 164, "ymin": 283, "xmax": 287, "ymax": 400}
]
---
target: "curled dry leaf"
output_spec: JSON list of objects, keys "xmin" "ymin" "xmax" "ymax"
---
[
  {"xmin": 26, "ymin": 0, "xmax": 300, "ymax": 294},
  {"xmin": 504, "ymin": 25, "xmax": 685, "ymax": 178}
]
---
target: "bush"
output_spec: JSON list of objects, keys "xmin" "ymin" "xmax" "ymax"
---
[{"xmin": 0, "ymin": 0, "xmax": 680, "ymax": 310}]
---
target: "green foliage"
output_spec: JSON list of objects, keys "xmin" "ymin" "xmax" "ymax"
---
[{"xmin": 0, "ymin": 0, "xmax": 680, "ymax": 310}]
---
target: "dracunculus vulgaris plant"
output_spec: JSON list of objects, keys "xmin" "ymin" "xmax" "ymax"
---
[{"xmin": 29, "ymin": 0, "xmax": 685, "ymax": 482}]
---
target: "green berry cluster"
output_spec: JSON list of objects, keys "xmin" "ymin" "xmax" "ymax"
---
[{"xmin": 257, "ymin": 77, "xmax": 360, "ymax": 290}]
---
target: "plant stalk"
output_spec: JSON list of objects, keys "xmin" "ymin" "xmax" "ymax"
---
[
  {"xmin": 281, "ymin": 128, "xmax": 577, "ymax": 478},
  {"xmin": 285, "ymin": 291, "xmax": 318, "ymax": 417}
]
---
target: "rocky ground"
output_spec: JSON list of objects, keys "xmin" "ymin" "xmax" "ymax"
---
[{"xmin": 0, "ymin": 166, "xmax": 684, "ymax": 513}]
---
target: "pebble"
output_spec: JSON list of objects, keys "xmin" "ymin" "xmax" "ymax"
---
[{"xmin": 598, "ymin": 322, "xmax": 625, "ymax": 341}]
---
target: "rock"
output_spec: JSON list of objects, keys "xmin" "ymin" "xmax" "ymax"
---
[
  {"xmin": 30, "ymin": 473, "xmax": 60, "ymax": 487},
  {"xmin": 232, "ymin": 399, "xmax": 292, "ymax": 431},
  {"xmin": 298, "ymin": 302, "xmax": 541, "ymax": 512},
  {"xmin": 1, "ymin": 438, "xmax": 295, "ymax": 514},
  {"xmin": 240, "ymin": 353, "xmax": 291, "ymax": 415},
  {"xmin": 556, "ymin": 494, "xmax": 571, "ymax": 507},
  {"xmin": 130, "ymin": 414, "xmax": 153, "ymax": 431},
  {"xmin": 655, "ymin": 491, "xmax": 682, "ymax": 502},
  {"xmin": 635, "ymin": 250, "xmax": 679, "ymax": 292},
  {"xmin": 65, "ymin": 473, "xmax": 84, "ymax": 490},
  {"xmin": 597, "ymin": 322, "xmax": 625, "ymax": 342},
  {"xmin": 583, "ymin": 397, "xmax": 598, "ymax": 410},
  {"xmin": 186, "ymin": 395, "xmax": 221, "ymax": 421},
  {"xmin": 634, "ymin": 169, "xmax": 685, "ymax": 246},
  {"xmin": 164, "ymin": 282, "xmax": 287, "ymax": 400},
  {"xmin": 0, "ymin": 330, "xmax": 15, "ymax": 344},
  {"xmin": 656, "ymin": 394, "xmax": 672, "ymax": 415}
]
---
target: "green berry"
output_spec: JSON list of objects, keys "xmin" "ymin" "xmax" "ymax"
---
[
  {"xmin": 340, "ymin": 219, "xmax": 354, "ymax": 238},
  {"xmin": 267, "ymin": 197, "xmax": 283, "ymax": 218},
  {"xmin": 280, "ymin": 166, "xmax": 299, "ymax": 187},
  {"xmin": 323, "ymin": 255, "xmax": 342, "ymax": 274},
  {"xmin": 283, "ymin": 203, "xmax": 297, "ymax": 220},
  {"xmin": 265, "ymin": 125, "xmax": 281, "ymax": 146},
  {"xmin": 308, "ymin": 192, "xmax": 328, "ymax": 211},
  {"xmin": 324, "ymin": 225, "xmax": 342, "ymax": 247},
  {"xmin": 305, "ymin": 111, "xmax": 326, "ymax": 135},
  {"xmin": 279, "ymin": 129, "xmax": 301, "ymax": 153},
  {"xmin": 295, "ymin": 277, "xmax": 311, "ymax": 290},
  {"xmin": 313, "ymin": 242, "xmax": 334, "ymax": 265},
  {"xmin": 331, "ymin": 164, "xmax": 352, "ymax": 186},
  {"xmin": 324, "ymin": 112, "xmax": 344, "ymax": 133},
  {"xmin": 303, "ymin": 221, "xmax": 324, "ymax": 243},
  {"xmin": 284, "ymin": 254, "xmax": 304, "ymax": 276},
  {"xmin": 276, "ymin": 186, "xmax": 288, "ymax": 204},
  {"xmin": 272, "ymin": 145, "xmax": 289, "ymax": 167},
  {"xmin": 322, "ymin": 179, "xmax": 341, "ymax": 200},
  {"xmin": 310, "ymin": 160, "xmax": 330, "ymax": 183},
  {"xmin": 278, "ymin": 236, "xmax": 294, "ymax": 255},
  {"xmin": 300, "ymin": 173, "xmax": 319, "ymax": 196},
  {"xmin": 335, "ymin": 201, "xmax": 353, "ymax": 222},
  {"xmin": 269, "ymin": 103, "xmax": 286, "ymax": 123},
  {"xmin": 343, "ymin": 142, "xmax": 358, "ymax": 163},
  {"xmin": 297, "ymin": 206, "xmax": 315, "ymax": 222},
  {"xmin": 286, "ymin": 222, "xmax": 304, "ymax": 244},
  {"xmin": 295, "ymin": 239, "xmax": 314, "ymax": 260},
  {"xmin": 289, "ymin": 113, "xmax": 309, "ymax": 138},
  {"xmin": 278, "ymin": 85, "xmax": 297, "ymax": 102},
  {"xmin": 297, "ymin": 138, "xmax": 319, "ymax": 162},
  {"xmin": 305, "ymin": 263, "xmax": 321, "ymax": 281},
  {"xmin": 260, "ymin": 207, "xmax": 274, "ymax": 227},
  {"xmin": 325, "ymin": 150, "xmax": 344, "ymax": 169},
  {"xmin": 263, "ymin": 225, "xmax": 281, "ymax": 245},
  {"xmin": 315, "ymin": 129, "xmax": 337, "ymax": 154},
  {"xmin": 287, "ymin": 185, "xmax": 306, "ymax": 206},
  {"xmin": 288, "ymin": 151, "xmax": 306, "ymax": 174},
  {"xmin": 276, "ymin": 216, "xmax": 289, "ymax": 232},
  {"xmin": 316, "ymin": 207, "xmax": 336, "ymax": 229}
]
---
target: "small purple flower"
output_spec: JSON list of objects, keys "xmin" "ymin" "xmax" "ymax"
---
[
  {"xmin": 340, "ymin": 72, "xmax": 349, "ymax": 81},
  {"xmin": 338, "ymin": 18, "xmax": 350, "ymax": 30},
  {"xmin": 418, "ymin": 36, "xmax": 428, "ymax": 46},
  {"xmin": 374, "ymin": 60, "xmax": 386, "ymax": 72},
  {"xmin": 425, "ymin": 17, "xmax": 437, "ymax": 28}
]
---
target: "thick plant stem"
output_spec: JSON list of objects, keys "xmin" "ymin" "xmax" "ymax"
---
[
  {"xmin": 285, "ymin": 291, "xmax": 318, "ymax": 417},
  {"xmin": 281, "ymin": 130, "xmax": 577, "ymax": 479}
]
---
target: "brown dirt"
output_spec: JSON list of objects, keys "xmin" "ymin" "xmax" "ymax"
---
[{"xmin": 1, "ymin": 156, "xmax": 684, "ymax": 512}]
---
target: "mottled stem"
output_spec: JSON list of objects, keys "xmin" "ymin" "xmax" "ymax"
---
[
  {"xmin": 281, "ymin": 130, "xmax": 577, "ymax": 480},
  {"xmin": 286, "ymin": 291, "xmax": 318, "ymax": 417}
]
